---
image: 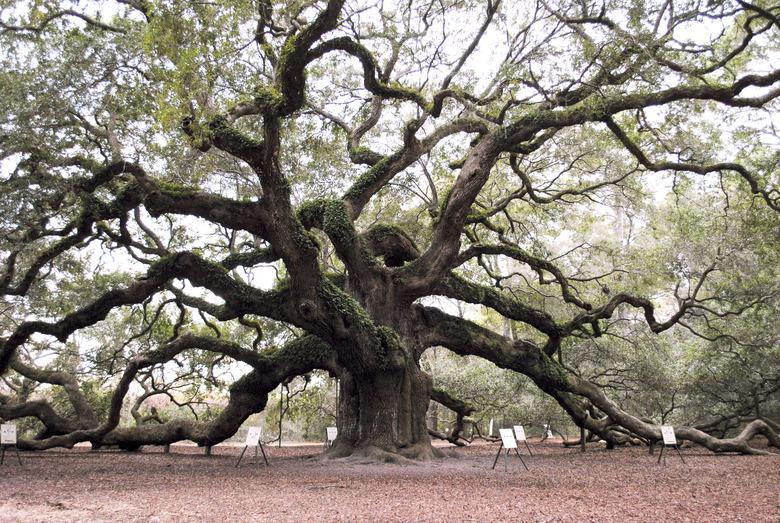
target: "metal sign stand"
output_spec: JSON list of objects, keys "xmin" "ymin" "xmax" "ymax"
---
[
  {"xmin": 1, "ymin": 424, "xmax": 22, "ymax": 466},
  {"xmin": 513, "ymin": 425, "xmax": 533, "ymax": 456},
  {"xmin": 325, "ymin": 426, "xmax": 338, "ymax": 448},
  {"xmin": 0, "ymin": 444, "xmax": 22, "ymax": 466},
  {"xmin": 492, "ymin": 428, "xmax": 529, "ymax": 472},
  {"xmin": 657, "ymin": 425, "xmax": 685, "ymax": 465},
  {"xmin": 236, "ymin": 427, "xmax": 269, "ymax": 468},
  {"xmin": 236, "ymin": 442, "xmax": 269, "ymax": 468},
  {"xmin": 657, "ymin": 441, "xmax": 685, "ymax": 465}
]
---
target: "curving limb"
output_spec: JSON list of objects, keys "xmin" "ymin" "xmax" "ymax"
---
[
  {"xmin": 416, "ymin": 306, "xmax": 779, "ymax": 454},
  {"xmin": 12, "ymin": 334, "xmax": 338, "ymax": 450},
  {"xmin": 429, "ymin": 387, "xmax": 476, "ymax": 446}
]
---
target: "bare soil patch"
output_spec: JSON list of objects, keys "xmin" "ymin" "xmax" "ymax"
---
[{"xmin": 1, "ymin": 439, "xmax": 778, "ymax": 522}]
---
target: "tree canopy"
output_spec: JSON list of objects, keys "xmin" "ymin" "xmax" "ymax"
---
[{"xmin": 0, "ymin": 0, "xmax": 778, "ymax": 460}]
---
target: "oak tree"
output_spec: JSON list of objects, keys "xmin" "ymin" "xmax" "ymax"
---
[{"xmin": 1, "ymin": 0, "xmax": 778, "ymax": 460}]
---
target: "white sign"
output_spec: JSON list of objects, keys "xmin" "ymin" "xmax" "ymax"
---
[
  {"xmin": 661, "ymin": 425, "xmax": 677, "ymax": 446},
  {"xmin": 513, "ymin": 425, "xmax": 526, "ymax": 441},
  {"xmin": 1, "ymin": 424, "xmax": 17, "ymax": 445},
  {"xmin": 499, "ymin": 428, "xmax": 517, "ymax": 449},
  {"xmin": 245, "ymin": 427, "xmax": 261, "ymax": 447},
  {"xmin": 326, "ymin": 426, "xmax": 338, "ymax": 441},
  {"xmin": 489, "ymin": 418, "xmax": 494, "ymax": 436}
]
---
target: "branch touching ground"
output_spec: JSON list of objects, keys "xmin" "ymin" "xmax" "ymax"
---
[{"xmin": 429, "ymin": 388, "xmax": 476, "ymax": 446}]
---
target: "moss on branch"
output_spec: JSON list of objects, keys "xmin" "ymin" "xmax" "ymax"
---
[
  {"xmin": 156, "ymin": 179, "xmax": 200, "ymax": 198},
  {"xmin": 343, "ymin": 154, "xmax": 395, "ymax": 202},
  {"xmin": 298, "ymin": 199, "xmax": 355, "ymax": 244},
  {"xmin": 254, "ymin": 84, "xmax": 284, "ymax": 112},
  {"xmin": 363, "ymin": 224, "xmax": 420, "ymax": 267}
]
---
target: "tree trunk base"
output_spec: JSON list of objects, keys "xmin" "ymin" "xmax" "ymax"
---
[
  {"xmin": 322, "ymin": 441, "xmax": 444, "ymax": 464},
  {"xmin": 398, "ymin": 442, "xmax": 445, "ymax": 460}
]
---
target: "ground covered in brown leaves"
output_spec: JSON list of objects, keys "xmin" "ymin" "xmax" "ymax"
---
[{"xmin": 1, "ymin": 439, "xmax": 778, "ymax": 522}]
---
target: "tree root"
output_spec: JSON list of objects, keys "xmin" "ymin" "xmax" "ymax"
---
[
  {"xmin": 320, "ymin": 441, "xmax": 445, "ymax": 464},
  {"xmin": 331, "ymin": 445, "xmax": 418, "ymax": 465},
  {"xmin": 398, "ymin": 442, "xmax": 445, "ymax": 460}
]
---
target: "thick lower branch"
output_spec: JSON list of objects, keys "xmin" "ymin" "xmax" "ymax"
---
[
  {"xmin": 417, "ymin": 305, "xmax": 779, "ymax": 455},
  {"xmin": 0, "ymin": 396, "xmax": 78, "ymax": 438},
  {"xmin": 14, "ymin": 334, "xmax": 338, "ymax": 450},
  {"xmin": 430, "ymin": 387, "xmax": 475, "ymax": 446},
  {"xmin": 10, "ymin": 357, "xmax": 98, "ymax": 429}
]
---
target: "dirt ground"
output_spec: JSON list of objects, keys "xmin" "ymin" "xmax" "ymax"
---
[{"xmin": 1, "ymin": 439, "xmax": 778, "ymax": 522}]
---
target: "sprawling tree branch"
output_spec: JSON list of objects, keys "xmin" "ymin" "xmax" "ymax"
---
[
  {"xmin": 416, "ymin": 306, "xmax": 779, "ymax": 454},
  {"xmin": 604, "ymin": 116, "xmax": 779, "ymax": 212}
]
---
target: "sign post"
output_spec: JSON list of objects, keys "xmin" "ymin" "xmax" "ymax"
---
[
  {"xmin": 492, "ymin": 428, "xmax": 529, "ymax": 472},
  {"xmin": 235, "ymin": 426, "xmax": 269, "ymax": 468},
  {"xmin": 325, "ymin": 426, "xmax": 338, "ymax": 448},
  {"xmin": 657, "ymin": 425, "xmax": 685, "ymax": 465},
  {"xmin": 0, "ymin": 423, "xmax": 22, "ymax": 466},
  {"xmin": 513, "ymin": 425, "xmax": 533, "ymax": 456}
]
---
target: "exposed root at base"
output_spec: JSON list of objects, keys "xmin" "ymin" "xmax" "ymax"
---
[
  {"xmin": 319, "ymin": 442, "xmax": 447, "ymax": 464},
  {"xmin": 398, "ymin": 442, "xmax": 445, "ymax": 461}
]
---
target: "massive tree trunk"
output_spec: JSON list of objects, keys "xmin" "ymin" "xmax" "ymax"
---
[
  {"xmin": 314, "ymin": 263, "xmax": 439, "ymax": 461},
  {"xmin": 328, "ymin": 318, "xmax": 437, "ymax": 461}
]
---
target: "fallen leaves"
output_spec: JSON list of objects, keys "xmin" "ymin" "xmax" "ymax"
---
[{"xmin": 0, "ymin": 440, "xmax": 777, "ymax": 522}]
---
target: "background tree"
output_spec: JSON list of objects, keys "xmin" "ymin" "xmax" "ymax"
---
[{"xmin": 0, "ymin": 0, "xmax": 778, "ymax": 461}]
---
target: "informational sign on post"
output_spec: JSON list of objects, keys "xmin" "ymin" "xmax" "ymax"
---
[
  {"xmin": 1, "ymin": 424, "xmax": 16, "ymax": 445},
  {"xmin": 0, "ymin": 423, "xmax": 22, "ymax": 466},
  {"xmin": 326, "ymin": 426, "xmax": 338, "ymax": 442},
  {"xmin": 245, "ymin": 427, "xmax": 261, "ymax": 447},
  {"xmin": 492, "ymin": 428, "xmax": 528, "ymax": 472},
  {"xmin": 235, "ymin": 426, "xmax": 268, "ymax": 468},
  {"xmin": 513, "ymin": 424, "xmax": 534, "ymax": 456},
  {"xmin": 661, "ymin": 425, "xmax": 677, "ymax": 446},
  {"xmin": 657, "ymin": 425, "xmax": 686, "ymax": 466},
  {"xmin": 499, "ymin": 428, "xmax": 517, "ymax": 449}
]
